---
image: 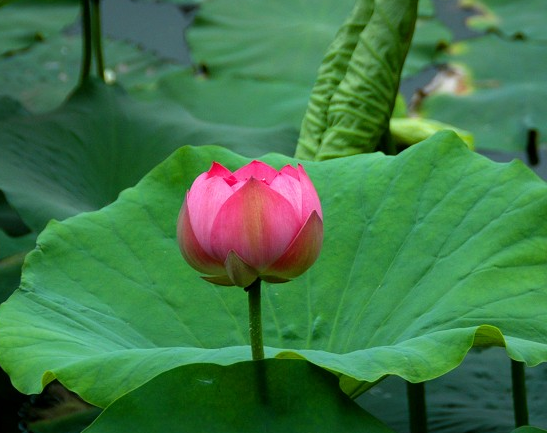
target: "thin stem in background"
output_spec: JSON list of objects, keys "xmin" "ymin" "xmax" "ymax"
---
[
  {"xmin": 246, "ymin": 278, "xmax": 264, "ymax": 361},
  {"xmin": 80, "ymin": 0, "xmax": 92, "ymax": 84},
  {"xmin": 91, "ymin": 0, "xmax": 105, "ymax": 81},
  {"xmin": 407, "ymin": 381, "xmax": 427, "ymax": 433},
  {"xmin": 511, "ymin": 360, "xmax": 529, "ymax": 427}
]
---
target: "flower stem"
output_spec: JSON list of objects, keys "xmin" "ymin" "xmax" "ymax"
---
[
  {"xmin": 90, "ymin": 0, "xmax": 105, "ymax": 81},
  {"xmin": 407, "ymin": 381, "xmax": 427, "ymax": 433},
  {"xmin": 511, "ymin": 360, "xmax": 529, "ymax": 427},
  {"xmin": 246, "ymin": 278, "xmax": 264, "ymax": 361},
  {"xmin": 79, "ymin": 0, "xmax": 92, "ymax": 84}
]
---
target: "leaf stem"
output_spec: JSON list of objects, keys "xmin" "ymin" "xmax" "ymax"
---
[
  {"xmin": 511, "ymin": 360, "xmax": 529, "ymax": 427},
  {"xmin": 79, "ymin": 0, "xmax": 92, "ymax": 83},
  {"xmin": 91, "ymin": 0, "xmax": 105, "ymax": 81},
  {"xmin": 407, "ymin": 381, "xmax": 427, "ymax": 433},
  {"xmin": 246, "ymin": 278, "xmax": 264, "ymax": 361}
]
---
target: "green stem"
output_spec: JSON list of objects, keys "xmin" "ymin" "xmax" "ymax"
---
[
  {"xmin": 246, "ymin": 279, "xmax": 264, "ymax": 361},
  {"xmin": 79, "ymin": 0, "xmax": 92, "ymax": 83},
  {"xmin": 407, "ymin": 381, "xmax": 427, "ymax": 433},
  {"xmin": 90, "ymin": 0, "xmax": 105, "ymax": 81},
  {"xmin": 511, "ymin": 360, "xmax": 529, "ymax": 427}
]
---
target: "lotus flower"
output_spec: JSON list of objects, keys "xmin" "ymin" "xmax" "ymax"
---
[{"xmin": 177, "ymin": 160, "xmax": 323, "ymax": 287}]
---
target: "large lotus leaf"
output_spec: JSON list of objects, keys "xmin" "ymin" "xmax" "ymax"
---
[
  {"xmin": 84, "ymin": 360, "xmax": 394, "ymax": 433},
  {"xmin": 0, "ymin": 79, "xmax": 297, "ymax": 233},
  {"xmin": 0, "ymin": 131, "xmax": 546, "ymax": 409},
  {"xmin": 418, "ymin": 34, "xmax": 547, "ymax": 152},
  {"xmin": 462, "ymin": 0, "xmax": 547, "ymax": 41},
  {"xmin": 0, "ymin": 32, "xmax": 178, "ymax": 113},
  {"xmin": 0, "ymin": 0, "xmax": 79, "ymax": 55},
  {"xmin": 360, "ymin": 348, "xmax": 547, "ymax": 432}
]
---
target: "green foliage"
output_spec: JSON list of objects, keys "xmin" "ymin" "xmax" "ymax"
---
[
  {"xmin": 0, "ymin": 0, "xmax": 79, "ymax": 55},
  {"xmin": 188, "ymin": 0, "xmax": 355, "ymax": 86},
  {"xmin": 1, "ymin": 0, "xmax": 546, "ymax": 431},
  {"xmin": 1, "ymin": 132, "xmax": 545, "ymax": 413},
  {"xmin": 0, "ymin": 33, "xmax": 178, "ymax": 113},
  {"xmin": 296, "ymin": 0, "xmax": 418, "ymax": 160},
  {"xmin": 418, "ymin": 34, "xmax": 547, "ymax": 152},
  {"xmin": 462, "ymin": 0, "xmax": 547, "ymax": 41},
  {"xmin": 0, "ymin": 79, "xmax": 297, "ymax": 232},
  {"xmin": 132, "ymin": 69, "xmax": 311, "ymax": 129},
  {"xmin": 84, "ymin": 360, "xmax": 394, "ymax": 433}
]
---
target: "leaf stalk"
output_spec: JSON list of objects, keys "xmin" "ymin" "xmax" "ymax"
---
[
  {"xmin": 79, "ymin": 0, "xmax": 92, "ymax": 83},
  {"xmin": 511, "ymin": 360, "xmax": 529, "ymax": 427},
  {"xmin": 91, "ymin": 0, "xmax": 105, "ymax": 81},
  {"xmin": 407, "ymin": 381, "xmax": 427, "ymax": 433},
  {"xmin": 246, "ymin": 279, "xmax": 264, "ymax": 361}
]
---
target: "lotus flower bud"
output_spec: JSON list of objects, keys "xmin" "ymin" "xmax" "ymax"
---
[{"xmin": 177, "ymin": 160, "xmax": 323, "ymax": 287}]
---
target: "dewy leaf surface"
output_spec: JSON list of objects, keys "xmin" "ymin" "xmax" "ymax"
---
[
  {"xmin": 84, "ymin": 360, "xmax": 394, "ymax": 433},
  {"xmin": 0, "ymin": 79, "xmax": 297, "ymax": 232},
  {"xmin": 0, "ymin": 131, "xmax": 546, "ymax": 408}
]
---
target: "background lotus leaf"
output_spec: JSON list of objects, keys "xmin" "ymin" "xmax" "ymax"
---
[
  {"xmin": 0, "ymin": 33, "xmax": 178, "ymax": 113},
  {"xmin": 0, "ymin": 79, "xmax": 297, "ymax": 233},
  {"xmin": 417, "ymin": 34, "xmax": 547, "ymax": 152},
  {"xmin": 187, "ymin": 0, "xmax": 450, "ymax": 85},
  {"xmin": 462, "ymin": 0, "xmax": 547, "ymax": 41},
  {"xmin": 0, "ymin": 0, "xmax": 78, "ymax": 55},
  {"xmin": 132, "ymin": 69, "xmax": 311, "ymax": 129}
]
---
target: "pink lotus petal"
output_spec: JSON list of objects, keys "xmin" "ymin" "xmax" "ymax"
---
[
  {"xmin": 206, "ymin": 161, "xmax": 233, "ymax": 179},
  {"xmin": 177, "ymin": 197, "xmax": 226, "ymax": 275},
  {"xmin": 269, "ymin": 171, "xmax": 303, "ymax": 223},
  {"xmin": 280, "ymin": 164, "xmax": 299, "ymax": 179},
  {"xmin": 224, "ymin": 250, "xmax": 259, "ymax": 287},
  {"xmin": 298, "ymin": 164, "xmax": 323, "ymax": 220},
  {"xmin": 210, "ymin": 177, "xmax": 301, "ymax": 270},
  {"xmin": 263, "ymin": 211, "xmax": 323, "ymax": 279},
  {"xmin": 232, "ymin": 160, "xmax": 279, "ymax": 184},
  {"xmin": 186, "ymin": 176, "xmax": 234, "ymax": 254}
]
